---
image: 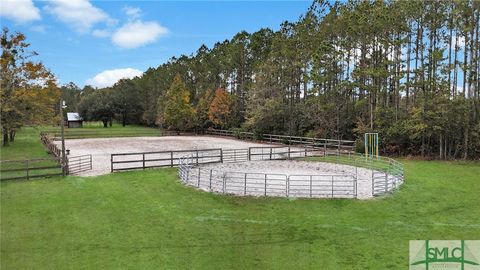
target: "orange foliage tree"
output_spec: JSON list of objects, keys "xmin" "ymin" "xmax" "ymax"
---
[{"xmin": 208, "ymin": 88, "xmax": 232, "ymax": 128}]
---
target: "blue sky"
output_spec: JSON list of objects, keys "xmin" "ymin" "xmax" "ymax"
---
[{"xmin": 1, "ymin": 0, "xmax": 311, "ymax": 88}]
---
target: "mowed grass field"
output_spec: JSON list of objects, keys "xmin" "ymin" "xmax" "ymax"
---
[
  {"xmin": 1, "ymin": 128, "xmax": 479, "ymax": 269},
  {"xmin": 42, "ymin": 122, "xmax": 162, "ymax": 139}
]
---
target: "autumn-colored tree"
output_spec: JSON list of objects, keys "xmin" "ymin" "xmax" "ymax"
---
[
  {"xmin": 1, "ymin": 28, "xmax": 60, "ymax": 146},
  {"xmin": 158, "ymin": 74, "xmax": 195, "ymax": 132},
  {"xmin": 208, "ymin": 88, "xmax": 232, "ymax": 128},
  {"xmin": 195, "ymin": 89, "xmax": 214, "ymax": 130}
]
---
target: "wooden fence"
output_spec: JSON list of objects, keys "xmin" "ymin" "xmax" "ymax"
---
[
  {"xmin": 0, "ymin": 157, "xmax": 63, "ymax": 181},
  {"xmin": 205, "ymin": 129, "xmax": 355, "ymax": 153},
  {"xmin": 38, "ymin": 132, "xmax": 94, "ymax": 177},
  {"xmin": 40, "ymin": 132, "xmax": 62, "ymax": 158},
  {"xmin": 111, "ymin": 148, "xmax": 223, "ymax": 172},
  {"xmin": 111, "ymin": 146, "xmax": 325, "ymax": 173}
]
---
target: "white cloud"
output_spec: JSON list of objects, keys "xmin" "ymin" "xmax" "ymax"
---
[
  {"xmin": 112, "ymin": 20, "xmax": 168, "ymax": 49},
  {"xmin": 92, "ymin": 29, "xmax": 110, "ymax": 38},
  {"xmin": 124, "ymin": 6, "xmax": 141, "ymax": 20},
  {"xmin": 31, "ymin": 25, "xmax": 46, "ymax": 33},
  {"xmin": 44, "ymin": 0, "xmax": 115, "ymax": 33},
  {"xmin": 86, "ymin": 68, "xmax": 143, "ymax": 88},
  {"xmin": 0, "ymin": 0, "xmax": 40, "ymax": 23}
]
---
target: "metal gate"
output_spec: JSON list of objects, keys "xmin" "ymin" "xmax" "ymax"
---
[
  {"xmin": 68, "ymin": 154, "xmax": 92, "ymax": 175},
  {"xmin": 372, "ymin": 171, "xmax": 388, "ymax": 196}
]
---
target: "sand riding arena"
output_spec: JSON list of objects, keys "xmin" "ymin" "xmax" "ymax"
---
[{"xmin": 54, "ymin": 131, "xmax": 404, "ymax": 199}]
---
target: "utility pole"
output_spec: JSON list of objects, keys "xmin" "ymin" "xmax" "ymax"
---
[{"xmin": 60, "ymin": 99, "xmax": 67, "ymax": 176}]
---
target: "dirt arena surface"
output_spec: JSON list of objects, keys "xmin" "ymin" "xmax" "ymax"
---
[{"xmin": 57, "ymin": 136, "xmax": 271, "ymax": 176}]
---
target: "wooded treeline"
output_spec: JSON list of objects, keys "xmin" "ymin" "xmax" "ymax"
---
[{"xmin": 67, "ymin": 0, "xmax": 479, "ymax": 159}]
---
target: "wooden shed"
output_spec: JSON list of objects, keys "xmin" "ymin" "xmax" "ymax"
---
[{"xmin": 67, "ymin": 112, "xmax": 83, "ymax": 128}]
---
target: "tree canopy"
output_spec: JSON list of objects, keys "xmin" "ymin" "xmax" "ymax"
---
[
  {"xmin": 7, "ymin": 0, "xmax": 479, "ymax": 159},
  {"xmin": 158, "ymin": 74, "xmax": 195, "ymax": 131},
  {"xmin": 1, "ymin": 28, "xmax": 60, "ymax": 146}
]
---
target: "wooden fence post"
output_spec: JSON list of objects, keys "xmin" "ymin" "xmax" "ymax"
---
[
  {"xmin": 171, "ymin": 152, "xmax": 174, "ymax": 167},
  {"xmin": 111, "ymin": 155, "xmax": 114, "ymax": 172},
  {"xmin": 66, "ymin": 157, "xmax": 70, "ymax": 175},
  {"xmin": 142, "ymin": 154, "xmax": 145, "ymax": 169}
]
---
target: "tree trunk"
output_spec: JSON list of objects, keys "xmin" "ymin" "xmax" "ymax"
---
[
  {"xmin": 406, "ymin": 26, "xmax": 412, "ymax": 109},
  {"xmin": 453, "ymin": 30, "xmax": 459, "ymax": 96},
  {"xmin": 3, "ymin": 129, "xmax": 9, "ymax": 146},
  {"xmin": 9, "ymin": 130, "xmax": 15, "ymax": 142},
  {"xmin": 447, "ymin": 8, "xmax": 453, "ymax": 96},
  {"xmin": 439, "ymin": 134, "xmax": 443, "ymax": 159},
  {"xmin": 103, "ymin": 120, "xmax": 108, "ymax": 128},
  {"xmin": 463, "ymin": 30, "xmax": 468, "ymax": 98},
  {"xmin": 464, "ymin": 120, "xmax": 469, "ymax": 160},
  {"xmin": 122, "ymin": 112, "xmax": 126, "ymax": 127}
]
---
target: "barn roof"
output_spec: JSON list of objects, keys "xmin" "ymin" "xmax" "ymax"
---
[{"xmin": 67, "ymin": 112, "xmax": 83, "ymax": 121}]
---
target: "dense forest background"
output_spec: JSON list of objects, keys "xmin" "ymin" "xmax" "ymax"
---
[{"xmin": 60, "ymin": 0, "xmax": 480, "ymax": 159}]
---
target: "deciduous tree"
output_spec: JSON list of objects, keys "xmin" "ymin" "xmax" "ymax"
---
[
  {"xmin": 208, "ymin": 88, "xmax": 232, "ymax": 128},
  {"xmin": 1, "ymin": 28, "xmax": 60, "ymax": 146}
]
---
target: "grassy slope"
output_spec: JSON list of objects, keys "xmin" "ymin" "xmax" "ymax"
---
[{"xmin": 1, "ymin": 130, "xmax": 479, "ymax": 269}]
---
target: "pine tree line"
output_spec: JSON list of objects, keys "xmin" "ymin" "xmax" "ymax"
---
[{"xmin": 73, "ymin": 0, "xmax": 480, "ymax": 159}]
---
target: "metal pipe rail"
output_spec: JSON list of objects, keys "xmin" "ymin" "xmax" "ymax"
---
[
  {"xmin": 178, "ymin": 159, "xmax": 358, "ymax": 199},
  {"xmin": 177, "ymin": 149, "xmax": 404, "ymax": 198},
  {"xmin": 68, "ymin": 154, "xmax": 93, "ymax": 175}
]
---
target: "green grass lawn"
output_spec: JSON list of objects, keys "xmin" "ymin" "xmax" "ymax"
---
[
  {"xmin": 0, "ymin": 127, "xmax": 51, "ymax": 161},
  {"xmin": 1, "ymin": 127, "xmax": 62, "ymax": 180},
  {"xmin": 1, "ymin": 129, "xmax": 479, "ymax": 269},
  {"xmin": 42, "ymin": 122, "xmax": 162, "ymax": 139}
]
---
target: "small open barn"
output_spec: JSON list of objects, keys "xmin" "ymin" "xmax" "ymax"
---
[{"xmin": 67, "ymin": 112, "xmax": 83, "ymax": 128}]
